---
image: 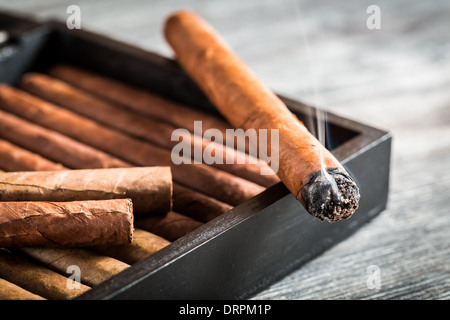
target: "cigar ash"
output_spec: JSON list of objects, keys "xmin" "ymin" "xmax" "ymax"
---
[{"xmin": 301, "ymin": 168, "xmax": 360, "ymax": 222}]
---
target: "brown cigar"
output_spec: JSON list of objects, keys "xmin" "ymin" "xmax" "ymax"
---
[
  {"xmin": 0, "ymin": 278, "xmax": 46, "ymax": 300},
  {"xmin": 0, "ymin": 199, "xmax": 134, "ymax": 248},
  {"xmin": 164, "ymin": 11, "xmax": 360, "ymax": 222},
  {"xmin": 0, "ymin": 132, "xmax": 227, "ymax": 223},
  {"xmin": 93, "ymin": 228, "xmax": 171, "ymax": 265},
  {"xmin": 0, "ymin": 141, "xmax": 68, "ymax": 173},
  {"xmin": 0, "ymin": 248, "xmax": 90, "ymax": 300},
  {"xmin": 0, "ymin": 109, "xmax": 129, "ymax": 170},
  {"xmin": 0, "ymin": 153, "xmax": 173, "ymax": 265},
  {"xmin": 20, "ymin": 72, "xmax": 279, "ymax": 187},
  {"xmin": 48, "ymin": 64, "xmax": 230, "ymax": 137},
  {"xmin": 0, "ymin": 85, "xmax": 263, "ymax": 206},
  {"xmin": 19, "ymin": 247, "xmax": 130, "ymax": 287},
  {"xmin": 172, "ymin": 183, "xmax": 232, "ymax": 222},
  {"xmin": 0, "ymin": 127, "xmax": 227, "ymax": 223},
  {"xmin": 0, "ymin": 167, "xmax": 172, "ymax": 214},
  {"xmin": 135, "ymin": 211, "xmax": 203, "ymax": 242},
  {"xmin": 0, "ymin": 138, "xmax": 66, "ymax": 172}
]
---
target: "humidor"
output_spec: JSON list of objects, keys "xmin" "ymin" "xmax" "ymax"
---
[{"xmin": 0, "ymin": 11, "xmax": 392, "ymax": 299}]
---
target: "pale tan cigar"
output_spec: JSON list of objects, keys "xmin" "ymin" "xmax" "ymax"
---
[
  {"xmin": 0, "ymin": 138, "xmax": 65, "ymax": 172},
  {"xmin": 0, "ymin": 199, "xmax": 134, "ymax": 248},
  {"xmin": 0, "ymin": 84, "xmax": 264, "ymax": 206},
  {"xmin": 20, "ymin": 73, "xmax": 279, "ymax": 187},
  {"xmin": 0, "ymin": 109, "xmax": 129, "ymax": 170},
  {"xmin": 135, "ymin": 211, "xmax": 203, "ymax": 242},
  {"xmin": 0, "ymin": 167, "xmax": 172, "ymax": 214},
  {"xmin": 164, "ymin": 11, "xmax": 360, "ymax": 222},
  {"xmin": 19, "ymin": 247, "xmax": 130, "ymax": 287},
  {"xmin": 0, "ymin": 278, "xmax": 46, "ymax": 300},
  {"xmin": 0, "ymin": 249, "xmax": 90, "ymax": 300},
  {"xmin": 48, "ymin": 64, "xmax": 230, "ymax": 137},
  {"xmin": 93, "ymin": 228, "xmax": 171, "ymax": 265}
]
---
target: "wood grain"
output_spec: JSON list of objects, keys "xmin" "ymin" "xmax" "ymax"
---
[{"xmin": 0, "ymin": 0, "xmax": 448, "ymax": 300}]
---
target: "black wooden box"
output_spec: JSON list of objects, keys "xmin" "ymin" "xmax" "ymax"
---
[{"xmin": 0, "ymin": 11, "xmax": 391, "ymax": 300}]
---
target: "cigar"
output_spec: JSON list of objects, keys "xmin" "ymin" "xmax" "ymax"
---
[
  {"xmin": 0, "ymin": 84, "xmax": 264, "ymax": 206},
  {"xmin": 0, "ymin": 138, "xmax": 65, "ymax": 172},
  {"xmin": 172, "ymin": 183, "xmax": 232, "ymax": 222},
  {"xmin": 0, "ymin": 136, "xmax": 225, "ymax": 226},
  {"xmin": 0, "ymin": 167, "xmax": 172, "ymax": 214},
  {"xmin": 0, "ymin": 109, "xmax": 129, "ymax": 170},
  {"xmin": 164, "ymin": 11, "xmax": 360, "ymax": 222},
  {"xmin": 0, "ymin": 140, "xmax": 67, "ymax": 173},
  {"xmin": 93, "ymin": 228, "xmax": 171, "ymax": 265},
  {"xmin": 0, "ymin": 248, "xmax": 90, "ymax": 300},
  {"xmin": 19, "ymin": 247, "xmax": 130, "ymax": 287},
  {"xmin": 0, "ymin": 278, "xmax": 46, "ymax": 300},
  {"xmin": 0, "ymin": 199, "xmax": 134, "ymax": 248},
  {"xmin": 135, "ymin": 211, "xmax": 203, "ymax": 242},
  {"xmin": 0, "ymin": 153, "xmax": 174, "ymax": 265},
  {"xmin": 48, "ymin": 64, "xmax": 230, "ymax": 138},
  {"xmin": 20, "ymin": 73, "xmax": 279, "ymax": 187}
]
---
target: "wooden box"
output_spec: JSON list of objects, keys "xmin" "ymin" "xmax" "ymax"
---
[{"xmin": 0, "ymin": 12, "xmax": 391, "ymax": 299}]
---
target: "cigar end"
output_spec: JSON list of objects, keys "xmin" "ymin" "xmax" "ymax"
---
[{"xmin": 301, "ymin": 168, "xmax": 360, "ymax": 222}]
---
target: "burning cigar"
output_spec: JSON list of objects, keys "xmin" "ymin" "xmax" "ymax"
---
[
  {"xmin": 48, "ymin": 64, "xmax": 230, "ymax": 138},
  {"xmin": 0, "ymin": 109, "xmax": 129, "ymax": 170},
  {"xmin": 0, "ymin": 167, "xmax": 172, "ymax": 214},
  {"xmin": 0, "ymin": 278, "xmax": 46, "ymax": 300},
  {"xmin": 0, "ymin": 85, "xmax": 263, "ymax": 206},
  {"xmin": 0, "ymin": 248, "xmax": 90, "ymax": 300},
  {"xmin": 0, "ymin": 138, "xmax": 65, "ymax": 172},
  {"xmin": 164, "ymin": 11, "xmax": 360, "ymax": 222},
  {"xmin": 20, "ymin": 72, "xmax": 279, "ymax": 187},
  {"xmin": 135, "ymin": 211, "xmax": 203, "ymax": 242},
  {"xmin": 19, "ymin": 247, "xmax": 130, "ymax": 287},
  {"xmin": 93, "ymin": 228, "xmax": 171, "ymax": 265},
  {"xmin": 0, "ymin": 199, "xmax": 134, "ymax": 248}
]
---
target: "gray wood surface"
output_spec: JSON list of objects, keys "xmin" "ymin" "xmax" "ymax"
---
[{"xmin": 0, "ymin": 0, "xmax": 448, "ymax": 300}]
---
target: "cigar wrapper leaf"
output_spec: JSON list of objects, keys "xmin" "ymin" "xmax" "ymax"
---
[
  {"xmin": 163, "ymin": 11, "xmax": 360, "ymax": 222},
  {"xmin": 0, "ymin": 167, "xmax": 173, "ymax": 215},
  {"xmin": 0, "ymin": 199, "xmax": 134, "ymax": 248}
]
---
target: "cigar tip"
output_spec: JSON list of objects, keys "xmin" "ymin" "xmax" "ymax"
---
[
  {"xmin": 164, "ymin": 10, "xmax": 205, "ymax": 40},
  {"xmin": 301, "ymin": 168, "xmax": 360, "ymax": 222}
]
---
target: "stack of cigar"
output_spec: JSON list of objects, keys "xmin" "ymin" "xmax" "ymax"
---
[
  {"xmin": 0, "ymin": 65, "xmax": 280, "ymax": 299},
  {"xmin": 0, "ymin": 11, "xmax": 359, "ymax": 300}
]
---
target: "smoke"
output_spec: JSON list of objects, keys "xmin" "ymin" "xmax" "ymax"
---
[{"xmin": 291, "ymin": 0, "xmax": 338, "ymax": 194}]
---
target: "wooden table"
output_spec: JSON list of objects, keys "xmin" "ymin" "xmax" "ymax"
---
[{"xmin": 1, "ymin": 0, "xmax": 448, "ymax": 300}]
